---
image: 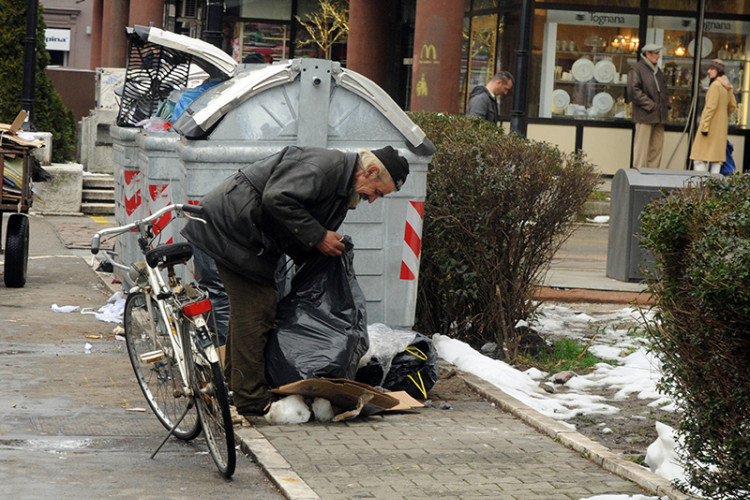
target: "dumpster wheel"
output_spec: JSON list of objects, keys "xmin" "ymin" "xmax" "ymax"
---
[{"xmin": 4, "ymin": 213, "xmax": 29, "ymax": 288}]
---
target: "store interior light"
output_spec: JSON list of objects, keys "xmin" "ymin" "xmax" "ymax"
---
[{"xmin": 675, "ymin": 46, "xmax": 686, "ymax": 56}]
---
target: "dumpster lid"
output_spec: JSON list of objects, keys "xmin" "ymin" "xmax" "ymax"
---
[
  {"xmin": 171, "ymin": 58, "xmax": 436, "ymax": 155},
  {"xmin": 132, "ymin": 25, "xmax": 237, "ymax": 80}
]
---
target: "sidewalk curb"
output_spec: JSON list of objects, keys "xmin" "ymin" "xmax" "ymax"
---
[
  {"xmin": 87, "ymin": 258, "xmax": 321, "ymax": 500},
  {"xmin": 535, "ymin": 286, "xmax": 655, "ymax": 305},
  {"xmin": 235, "ymin": 425, "xmax": 321, "ymax": 500},
  {"xmin": 458, "ymin": 369, "xmax": 693, "ymax": 500}
]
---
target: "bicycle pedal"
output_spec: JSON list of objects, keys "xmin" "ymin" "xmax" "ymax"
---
[{"xmin": 141, "ymin": 350, "xmax": 165, "ymax": 363}]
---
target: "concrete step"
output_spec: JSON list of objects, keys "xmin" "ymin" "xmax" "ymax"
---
[
  {"xmin": 81, "ymin": 202, "xmax": 115, "ymax": 215},
  {"xmin": 83, "ymin": 174, "xmax": 114, "ymax": 190},
  {"xmin": 580, "ymin": 199, "xmax": 610, "ymax": 217},
  {"xmin": 82, "ymin": 188, "xmax": 115, "ymax": 202}
]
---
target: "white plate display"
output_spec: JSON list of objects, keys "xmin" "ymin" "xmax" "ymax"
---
[
  {"xmin": 571, "ymin": 58, "xmax": 595, "ymax": 82},
  {"xmin": 592, "ymin": 92, "xmax": 614, "ymax": 115},
  {"xmin": 688, "ymin": 37, "xmax": 713, "ymax": 58},
  {"xmin": 594, "ymin": 59, "xmax": 617, "ymax": 83},
  {"xmin": 551, "ymin": 89, "xmax": 570, "ymax": 113}
]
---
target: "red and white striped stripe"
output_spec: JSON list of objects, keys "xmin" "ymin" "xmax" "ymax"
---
[
  {"xmin": 400, "ymin": 201, "xmax": 424, "ymax": 280},
  {"xmin": 124, "ymin": 170, "xmax": 142, "ymax": 216},
  {"xmin": 148, "ymin": 184, "xmax": 174, "ymax": 245}
]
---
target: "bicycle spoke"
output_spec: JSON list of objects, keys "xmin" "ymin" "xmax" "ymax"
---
[
  {"xmin": 185, "ymin": 324, "xmax": 236, "ymax": 478},
  {"xmin": 124, "ymin": 292, "xmax": 201, "ymax": 441}
]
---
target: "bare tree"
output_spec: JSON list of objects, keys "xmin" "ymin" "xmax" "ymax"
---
[{"xmin": 295, "ymin": 1, "xmax": 349, "ymax": 59}]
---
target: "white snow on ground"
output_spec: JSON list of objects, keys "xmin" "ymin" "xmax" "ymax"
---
[
  {"xmin": 433, "ymin": 303, "xmax": 688, "ymax": 489},
  {"xmin": 586, "ymin": 215, "xmax": 610, "ymax": 224},
  {"xmin": 579, "ymin": 496, "xmax": 659, "ymax": 500}
]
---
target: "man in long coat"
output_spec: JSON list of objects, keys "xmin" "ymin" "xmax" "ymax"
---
[{"xmin": 628, "ymin": 44, "xmax": 669, "ymax": 168}]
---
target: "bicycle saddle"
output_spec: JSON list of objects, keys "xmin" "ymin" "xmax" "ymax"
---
[{"xmin": 146, "ymin": 242, "xmax": 194, "ymax": 269}]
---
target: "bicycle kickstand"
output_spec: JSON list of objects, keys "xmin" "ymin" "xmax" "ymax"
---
[{"xmin": 150, "ymin": 400, "xmax": 195, "ymax": 459}]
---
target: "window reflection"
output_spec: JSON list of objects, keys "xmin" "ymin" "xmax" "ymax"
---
[{"xmin": 466, "ymin": 14, "xmax": 498, "ymax": 110}]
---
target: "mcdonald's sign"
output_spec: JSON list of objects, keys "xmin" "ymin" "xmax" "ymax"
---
[{"xmin": 419, "ymin": 43, "xmax": 439, "ymax": 64}]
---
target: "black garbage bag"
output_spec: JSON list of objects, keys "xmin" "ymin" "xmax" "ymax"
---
[
  {"xmin": 31, "ymin": 156, "xmax": 52, "ymax": 182},
  {"xmin": 265, "ymin": 236, "xmax": 369, "ymax": 387},
  {"xmin": 356, "ymin": 332, "xmax": 439, "ymax": 400}
]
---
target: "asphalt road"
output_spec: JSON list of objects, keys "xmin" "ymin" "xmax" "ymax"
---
[{"xmin": 0, "ymin": 213, "xmax": 283, "ymax": 499}]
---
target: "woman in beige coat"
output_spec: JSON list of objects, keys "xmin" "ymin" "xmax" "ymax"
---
[{"xmin": 690, "ymin": 59, "xmax": 737, "ymax": 173}]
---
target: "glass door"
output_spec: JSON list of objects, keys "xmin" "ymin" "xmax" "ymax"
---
[{"xmin": 465, "ymin": 14, "xmax": 499, "ymax": 110}]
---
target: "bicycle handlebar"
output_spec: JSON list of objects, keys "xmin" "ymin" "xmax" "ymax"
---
[{"xmin": 91, "ymin": 203, "xmax": 204, "ymax": 254}]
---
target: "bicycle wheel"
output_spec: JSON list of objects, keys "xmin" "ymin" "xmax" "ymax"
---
[
  {"xmin": 123, "ymin": 291, "xmax": 201, "ymax": 440},
  {"xmin": 184, "ymin": 323, "xmax": 236, "ymax": 478}
]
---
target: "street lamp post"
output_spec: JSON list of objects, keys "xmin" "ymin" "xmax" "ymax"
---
[{"xmin": 20, "ymin": 0, "xmax": 38, "ymax": 132}]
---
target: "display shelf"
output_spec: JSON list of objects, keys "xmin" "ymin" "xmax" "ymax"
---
[{"xmin": 555, "ymin": 80, "xmax": 627, "ymax": 86}]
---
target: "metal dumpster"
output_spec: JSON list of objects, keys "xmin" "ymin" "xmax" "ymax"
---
[
  {"xmin": 171, "ymin": 58, "xmax": 435, "ymax": 327},
  {"xmin": 110, "ymin": 25, "xmax": 237, "ymax": 282},
  {"xmin": 110, "ymin": 126, "xmax": 143, "ymax": 268},
  {"xmin": 606, "ymin": 168, "xmax": 714, "ymax": 282}
]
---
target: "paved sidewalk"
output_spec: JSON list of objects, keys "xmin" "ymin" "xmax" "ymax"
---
[
  {"xmin": 232, "ymin": 223, "xmax": 689, "ymax": 500},
  {"xmin": 236, "ymin": 368, "xmax": 687, "ymax": 500},
  {"xmin": 45, "ymin": 216, "xmax": 686, "ymax": 500}
]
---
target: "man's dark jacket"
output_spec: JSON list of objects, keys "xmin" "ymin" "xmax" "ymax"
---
[
  {"xmin": 627, "ymin": 58, "xmax": 669, "ymax": 124},
  {"xmin": 465, "ymin": 85, "xmax": 499, "ymax": 123},
  {"xmin": 181, "ymin": 146, "xmax": 357, "ymax": 286}
]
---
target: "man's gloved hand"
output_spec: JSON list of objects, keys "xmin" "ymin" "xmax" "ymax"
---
[{"xmin": 316, "ymin": 230, "xmax": 345, "ymax": 257}]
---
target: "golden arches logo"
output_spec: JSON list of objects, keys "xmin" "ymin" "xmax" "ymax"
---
[{"xmin": 419, "ymin": 44, "xmax": 438, "ymax": 64}]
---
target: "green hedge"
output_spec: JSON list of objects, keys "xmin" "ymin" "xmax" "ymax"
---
[
  {"xmin": 0, "ymin": 2, "xmax": 77, "ymax": 163},
  {"xmin": 408, "ymin": 112, "xmax": 599, "ymax": 362},
  {"xmin": 640, "ymin": 174, "xmax": 750, "ymax": 498}
]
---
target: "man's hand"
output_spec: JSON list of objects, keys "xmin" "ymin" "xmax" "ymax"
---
[{"xmin": 316, "ymin": 230, "xmax": 345, "ymax": 256}]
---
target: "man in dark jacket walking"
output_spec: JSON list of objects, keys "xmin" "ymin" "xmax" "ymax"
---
[
  {"xmin": 181, "ymin": 145, "xmax": 409, "ymax": 417},
  {"xmin": 627, "ymin": 43, "xmax": 669, "ymax": 168},
  {"xmin": 465, "ymin": 71, "xmax": 514, "ymax": 124}
]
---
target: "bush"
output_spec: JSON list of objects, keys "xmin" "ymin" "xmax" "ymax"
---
[
  {"xmin": 640, "ymin": 174, "xmax": 750, "ymax": 498},
  {"xmin": 0, "ymin": 2, "xmax": 77, "ymax": 162},
  {"xmin": 408, "ymin": 112, "xmax": 599, "ymax": 362}
]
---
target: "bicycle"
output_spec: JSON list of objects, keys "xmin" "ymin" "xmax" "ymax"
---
[{"xmin": 91, "ymin": 203, "xmax": 236, "ymax": 478}]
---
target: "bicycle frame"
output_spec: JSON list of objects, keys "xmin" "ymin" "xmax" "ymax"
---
[{"xmin": 92, "ymin": 204, "xmax": 208, "ymax": 399}]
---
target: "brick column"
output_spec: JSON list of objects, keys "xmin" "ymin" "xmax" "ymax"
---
[
  {"xmin": 410, "ymin": 0, "xmax": 464, "ymax": 113},
  {"xmin": 101, "ymin": 0, "xmax": 130, "ymax": 67},
  {"xmin": 90, "ymin": 0, "xmax": 103, "ymax": 69},
  {"xmin": 347, "ymin": 0, "xmax": 389, "ymax": 87},
  {"xmin": 128, "ymin": 0, "xmax": 164, "ymax": 28}
]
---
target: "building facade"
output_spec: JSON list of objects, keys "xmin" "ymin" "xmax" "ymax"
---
[{"xmin": 39, "ymin": 0, "xmax": 750, "ymax": 173}]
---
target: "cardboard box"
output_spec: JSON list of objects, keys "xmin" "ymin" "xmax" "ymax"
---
[{"xmin": 271, "ymin": 378, "xmax": 422, "ymax": 421}]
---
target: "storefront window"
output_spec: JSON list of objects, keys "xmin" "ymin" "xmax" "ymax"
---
[
  {"xmin": 706, "ymin": 0, "xmax": 750, "ymax": 14},
  {"xmin": 648, "ymin": 0, "xmax": 697, "ymax": 10},
  {"xmin": 651, "ymin": 0, "xmax": 750, "ymax": 14},
  {"xmin": 466, "ymin": 14, "xmax": 499, "ymax": 110},
  {"xmin": 460, "ymin": 17, "xmax": 471, "ymax": 113},
  {"xmin": 225, "ymin": 0, "xmax": 292, "ymax": 20},
  {"xmin": 473, "ymin": 0, "xmax": 498, "ymax": 10},
  {"xmin": 652, "ymin": 16, "xmax": 750, "ymax": 127},
  {"xmin": 531, "ymin": 9, "xmax": 640, "ymax": 121},
  {"xmin": 234, "ymin": 22, "xmax": 290, "ymax": 63},
  {"xmin": 535, "ymin": 0, "xmax": 639, "ymax": 7}
]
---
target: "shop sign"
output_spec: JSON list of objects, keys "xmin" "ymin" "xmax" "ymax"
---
[
  {"xmin": 652, "ymin": 16, "xmax": 750, "ymax": 35},
  {"xmin": 45, "ymin": 28, "xmax": 70, "ymax": 51},
  {"xmin": 547, "ymin": 11, "xmax": 639, "ymax": 28}
]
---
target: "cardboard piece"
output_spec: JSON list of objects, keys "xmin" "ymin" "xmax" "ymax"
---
[
  {"xmin": 271, "ymin": 378, "xmax": 401, "ymax": 420},
  {"xmin": 387, "ymin": 391, "xmax": 424, "ymax": 411},
  {"xmin": 9, "ymin": 110, "xmax": 27, "ymax": 134}
]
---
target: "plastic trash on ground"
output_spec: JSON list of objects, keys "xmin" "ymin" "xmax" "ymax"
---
[
  {"xmin": 356, "ymin": 327, "xmax": 439, "ymax": 400},
  {"xmin": 265, "ymin": 236, "xmax": 369, "ymax": 387}
]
